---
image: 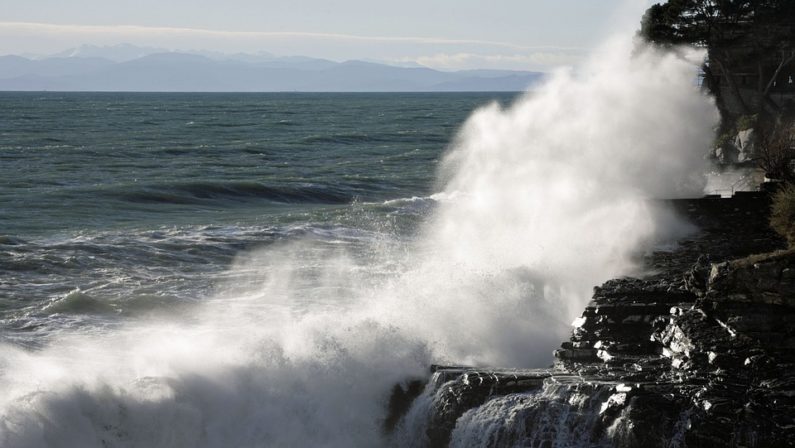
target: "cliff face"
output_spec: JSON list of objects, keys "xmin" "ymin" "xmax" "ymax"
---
[
  {"xmin": 389, "ymin": 192, "xmax": 795, "ymax": 447},
  {"xmin": 641, "ymin": 1, "xmax": 795, "ymax": 123}
]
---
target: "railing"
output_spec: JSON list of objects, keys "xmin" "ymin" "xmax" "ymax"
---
[{"xmin": 710, "ymin": 174, "xmax": 760, "ymax": 197}]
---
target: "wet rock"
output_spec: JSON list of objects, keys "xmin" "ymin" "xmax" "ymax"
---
[
  {"xmin": 391, "ymin": 193, "xmax": 794, "ymax": 447},
  {"xmin": 707, "ymin": 249, "xmax": 795, "ymax": 307},
  {"xmin": 684, "ymin": 254, "xmax": 712, "ymax": 296},
  {"xmin": 422, "ymin": 368, "xmax": 551, "ymax": 447},
  {"xmin": 385, "ymin": 378, "xmax": 427, "ymax": 433}
]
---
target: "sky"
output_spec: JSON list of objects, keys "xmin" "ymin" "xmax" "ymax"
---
[{"xmin": 0, "ymin": 0, "xmax": 658, "ymax": 71}]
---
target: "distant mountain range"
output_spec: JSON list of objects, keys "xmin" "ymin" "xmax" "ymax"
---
[{"xmin": 0, "ymin": 44, "xmax": 544, "ymax": 92}]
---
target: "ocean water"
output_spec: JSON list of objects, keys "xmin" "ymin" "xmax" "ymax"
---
[
  {"xmin": 0, "ymin": 92, "xmax": 513, "ymax": 346},
  {"xmin": 0, "ymin": 37, "xmax": 719, "ymax": 448}
]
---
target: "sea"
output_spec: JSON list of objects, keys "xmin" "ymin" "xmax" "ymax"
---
[
  {"xmin": 1, "ymin": 91, "xmax": 545, "ymax": 447},
  {"xmin": 0, "ymin": 38, "xmax": 718, "ymax": 447},
  {"xmin": 0, "ymin": 92, "xmax": 514, "ymax": 348}
]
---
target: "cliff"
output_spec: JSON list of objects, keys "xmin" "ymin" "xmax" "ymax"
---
[{"xmin": 388, "ymin": 192, "xmax": 795, "ymax": 447}]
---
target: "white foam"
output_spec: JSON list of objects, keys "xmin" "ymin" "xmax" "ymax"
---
[{"xmin": 0, "ymin": 33, "xmax": 718, "ymax": 447}]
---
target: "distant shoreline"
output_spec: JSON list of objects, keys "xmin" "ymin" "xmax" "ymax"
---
[{"xmin": 0, "ymin": 52, "xmax": 545, "ymax": 93}]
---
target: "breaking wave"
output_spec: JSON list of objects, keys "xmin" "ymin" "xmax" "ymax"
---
[{"xmin": 0, "ymin": 33, "xmax": 718, "ymax": 448}]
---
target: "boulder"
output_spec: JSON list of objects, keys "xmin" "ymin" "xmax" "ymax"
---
[{"xmin": 734, "ymin": 128, "xmax": 756, "ymax": 163}]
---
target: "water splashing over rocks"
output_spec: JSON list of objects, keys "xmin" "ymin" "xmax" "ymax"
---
[{"xmin": 389, "ymin": 192, "xmax": 795, "ymax": 447}]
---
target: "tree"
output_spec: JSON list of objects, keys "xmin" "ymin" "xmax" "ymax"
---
[
  {"xmin": 757, "ymin": 121, "xmax": 795, "ymax": 181},
  {"xmin": 640, "ymin": 0, "xmax": 795, "ymax": 123}
]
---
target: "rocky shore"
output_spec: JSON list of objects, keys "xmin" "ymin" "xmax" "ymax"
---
[{"xmin": 389, "ymin": 191, "xmax": 795, "ymax": 447}]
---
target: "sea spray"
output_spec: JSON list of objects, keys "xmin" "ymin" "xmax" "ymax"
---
[
  {"xmin": 406, "ymin": 36, "xmax": 716, "ymax": 366},
  {"xmin": 0, "ymin": 37, "xmax": 718, "ymax": 448},
  {"xmin": 447, "ymin": 380, "xmax": 614, "ymax": 448}
]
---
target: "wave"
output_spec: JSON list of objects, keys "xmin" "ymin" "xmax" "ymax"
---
[
  {"xmin": 0, "ymin": 29, "xmax": 719, "ymax": 447},
  {"xmin": 43, "ymin": 289, "xmax": 116, "ymax": 315},
  {"xmin": 0, "ymin": 236, "xmax": 26, "ymax": 246},
  {"xmin": 202, "ymin": 122, "xmax": 259, "ymax": 128},
  {"xmin": 380, "ymin": 192, "xmax": 459, "ymax": 206},
  {"xmin": 43, "ymin": 289, "xmax": 190, "ymax": 317},
  {"xmin": 301, "ymin": 133, "xmax": 384, "ymax": 144},
  {"xmin": 114, "ymin": 181, "xmax": 354, "ymax": 205},
  {"xmin": 301, "ymin": 132, "xmax": 447, "ymax": 145}
]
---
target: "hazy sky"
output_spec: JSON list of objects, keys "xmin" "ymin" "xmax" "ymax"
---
[{"xmin": 1, "ymin": 0, "xmax": 657, "ymax": 70}]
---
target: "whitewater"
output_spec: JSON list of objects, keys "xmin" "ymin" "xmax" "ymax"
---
[{"xmin": 0, "ymin": 34, "xmax": 718, "ymax": 448}]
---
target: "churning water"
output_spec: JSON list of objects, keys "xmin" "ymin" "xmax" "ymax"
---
[{"xmin": 0, "ymin": 37, "xmax": 718, "ymax": 447}]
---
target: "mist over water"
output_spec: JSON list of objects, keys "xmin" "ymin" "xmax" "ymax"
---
[
  {"xmin": 415, "ymin": 36, "xmax": 716, "ymax": 366},
  {"xmin": 0, "ymin": 36, "xmax": 718, "ymax": 447}
]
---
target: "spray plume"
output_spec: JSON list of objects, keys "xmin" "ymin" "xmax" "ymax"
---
[{"xmin": 0, "ymin": 36, "xmax": 717, "ymax": 447}]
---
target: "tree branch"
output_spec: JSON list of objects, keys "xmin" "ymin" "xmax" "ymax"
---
[{"xmin": 763, "ymin": 50, "xmax": 795, "ymax": 96}]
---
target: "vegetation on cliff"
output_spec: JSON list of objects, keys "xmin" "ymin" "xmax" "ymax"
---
[
  {"xmin": 640, "ymin": 1, "xmax": 795, "ymax": 119},
  {"xmin": 771, "ymin": 183, "xmax": 795, "ymax": 244},
  {"xmin": 640, "ymin": 0, "xmax": 795, "ymax": 177}
]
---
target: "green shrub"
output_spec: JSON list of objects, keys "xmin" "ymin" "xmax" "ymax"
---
[
  {"xmin": 770, "ymin": 183, "xmax": 795, "ymax": 246},
  {"xmin": 714, "ymin": 130, "xmax": 735, "ymax": 149},
  {"xmin": 735, "ymin": 114, "xmax": 758, "ymax": 131}
]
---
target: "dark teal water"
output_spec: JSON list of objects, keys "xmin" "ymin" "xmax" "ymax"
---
[{"xmin": 0, "ymin": 92, "xmax": 517, "ymax": 344}]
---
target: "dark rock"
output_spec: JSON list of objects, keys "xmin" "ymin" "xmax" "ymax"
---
[
  {"xmin": 385, "ymin": 378, "xmax": 426, "ymax": 433},
  {"xmin": 684, "ymin": 254, "xmax": 712, "ymax": 296},
  {"xmin": 424, "ymin": 368, "xmax": 550, "ymax": 447},
  {"xmin": 390, "ymin": 193, "xmax": 795, "ymax": 447},
  {"xmin": 707, "ymin": 249, "xmax": 795, "ymax": 307}
]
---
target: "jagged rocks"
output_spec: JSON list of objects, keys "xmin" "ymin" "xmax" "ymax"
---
[
  {"xmin": 714, "ymin": 128, "xmax": 756, "ymax": 164},
  {"xmin": 556, "ymin": 279, "xmax": 693, "ymax": 365},
  {"xmin": 707, "ymin": 249, "xmax": 795, "ymax": 307},
  {"xmin": 422, "ymin": 368, "xmax": 550, "ymax": 447},
  {"xmin": 654, "ymin": 297, "xmax": 795, "ymax": 447},
  {"xmin": 684, "ymin": 254, "xmax": 712, "ymax": 296},
  {"xmin": 396, "ymin": 368, "xmax": 694, "ymax": 448},
  {"xmin": 390, "ymin": 193, "xmax": 794, "ymax": 447},
  {"xmin": 385, "ymin": 379, "xmax": 427, "ymax": 433}
]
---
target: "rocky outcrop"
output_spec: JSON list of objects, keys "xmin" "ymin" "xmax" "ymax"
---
[
  {"xmin": 389, "ymin": 192, "xmax": 795, "ymax": 447},
  {"xmin": 706, "ymin": 249, "xmax": 795, "ymax": 307},
  {"xmin": 715, "ymin": 128, "xmax": 757, "ymax": 164}
]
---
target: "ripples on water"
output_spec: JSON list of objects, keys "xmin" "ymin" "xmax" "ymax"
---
[
  {"xmin": 0, "ymin": 92, "xmax": 516, "ymax": 346},
  {"xmin": 0, "ymin": 36, "xmax": 719, "ymax": 447}
]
